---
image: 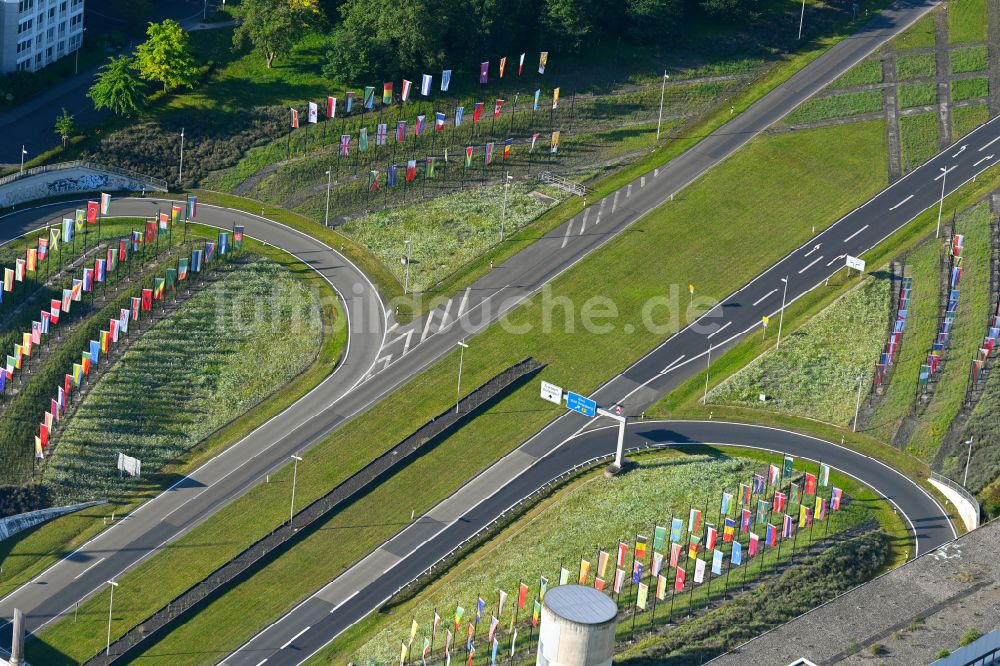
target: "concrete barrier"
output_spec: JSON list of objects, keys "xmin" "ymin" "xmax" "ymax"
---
[
  {"xmin": 0, "ymin": 161, "xmax": 167, "ymax": 208},
  {"xmin": 0, "ymin": 500, "xmax": 106, "ymax": 542}
]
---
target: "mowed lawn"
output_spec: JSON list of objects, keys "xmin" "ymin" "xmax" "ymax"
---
[{"xmin": 32, "ymin": 121, "xmax": 889, "ymax": 665}]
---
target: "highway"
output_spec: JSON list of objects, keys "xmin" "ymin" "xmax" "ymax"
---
[{"xmin": 0, "ymin": 0, "xmax": 954, "ymax": 657}]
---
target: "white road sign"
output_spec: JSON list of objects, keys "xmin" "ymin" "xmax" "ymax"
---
[
  {"xmin": 845, "ymin": 255, "xmax": 866, "ymax": 272},
  {"xmin": 540, "ymin": 380, "xmax": 563, "ymax": 405}
]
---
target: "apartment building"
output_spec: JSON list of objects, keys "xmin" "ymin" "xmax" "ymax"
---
[{"xmin": 0, "ymin": 0, "xmax": 84, "ymax": 74}]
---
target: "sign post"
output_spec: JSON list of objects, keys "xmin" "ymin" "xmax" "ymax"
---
[
  {"xmin": 597, "ymin": 407, "xmax": 627, "ymax": 473},
  {"xmin": 540, "ymin": 380, "xmax": 562, "ymax": 405},
  {"xmin": 845, "ymin": 255, "xmax": 865, "ymax": 276}
]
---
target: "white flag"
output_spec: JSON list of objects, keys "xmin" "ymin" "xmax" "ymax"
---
[
  {"xmin": 694, "ymin": 557, "xmax": 706, "ymax": 583},
  {"xmin": 308, "ymin": 102, "xmax": 318, "ymax": 124},
  {"xmin": 327, "ymin": 96, "xmax": 337, "ymax": 118},
  {"xmin": 421, "ymin": 74, "xmax": 432, "ymax": 96}
]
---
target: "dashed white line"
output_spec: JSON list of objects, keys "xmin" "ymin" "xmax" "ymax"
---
[
  {"xmin": 843, "ymin": 224, "xmax": 869, "ymax": 243},
  {"xmin": 457, "ymin": 288, "xmax": 471, "ymax": 317},
  {"xmin": 580, "ymin": 208, "xmax": 590, "ymax": 235},
  {"xmin": 803, "ymin": 244, "xmax": 821, "ymax": 258},
  {"xmin": 280, "ymin": 626, "xmax": 311, "ymax": 650},
  {"xmin": 402, "ymin": 329, "xmax": 414, "ymax": 354},
  {"xmin": 612, "ymin": 191, "xmax": 619, "ymax": 213},
  {"xmin": 73, "ymin": 558, "xmax": 105, "ymax": 580},
  {"xmin": 627, "ymin": 183, "xmax": 632, "ymax": 197},
  {"xmin": 889, "ymin": 194, "xmax": 914, "ymax": 210},
  {"xmin": 561, "ymin": 218, "xmax": 574, "ymax": 249},
  {"xmin": 439, "ymin": 298, "xmax": 454, "ymax": 328},
  {"xmin": 420, "ymin": 310, "xmax": 436, "ymax": 343},
  {"xmin": 798, "ymin": 256, "xmax": 823, "ymax": 274},
  {"xmin": 254, "ymin": 659, "xmax": 268, "ymax": 666},
  {"xmin": 752, "ymin": 289, "xmax": 777, "ymax": 306},
  {"xmin": 706, "ymin": 321, "xmax": 731, "ymax": 339},
  {"xmin": 826, "ymin": 254, "xmax": 846, "ymax": 267},
  {"xmin": 641, "ymin": 176, "xmax": 646, "ymax": 188},
  {"xmin": 979, "ymin": 135, "xmax": 1000, "ymax": 152}
]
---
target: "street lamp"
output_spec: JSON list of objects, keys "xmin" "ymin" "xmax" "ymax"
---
[
  {"xmin": 324, "ymin": 169, "xmax": 333, "ymax": 227},
  {"xmin": 403, "ymin": 239, "xmax": 412, "ymax": 294},
  {"xmin": 455, "ymin": 341, "xmax": 468, "ymax": 414},
  {"xmin": 105, "ymin": 579, "xmax": 119, "ymax": 656},
  {"xmin": 178, "ymin": 128, "xmax": 185, "ymax": 185},
  {"xmin": 776, "ymin": 276, "xmax": 789, "ymax": 349},
  {"xmin": 853, "ymin": 374, "xmax": 864, "ymax": 432},
  {"xmin": 964, "ymin": 438, "xmax": 974, "ymax": 486},
  {"xmin": 936, "ymin": 166, "xmax": 949, "ymax": 238},
  {"xmin": 797, "ymin": 0, "xmax": 807, "ymax": 40},
  {"xmin": 289, "ymin": 454, "xmax": 303, "ymax": 526},
  {"xmin": 19, "ymin": 145, "xmax": 27, "ymax": 173},
  {"xmin": 500, "ymin": 173, "xmax": 512, "ymax": 241},
  {"xmin": 74, "ymin": 28, "xmax": 87, "ymax": 76},
  {"xmin": 656, "ymin": 71, "xmax": 670, "ymax": 141}
]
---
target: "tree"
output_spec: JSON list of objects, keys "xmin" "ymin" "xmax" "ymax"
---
[
  {"xmin": 233, "ymin": 0, "xmax": 320, "ymax": 69},
  {"xmin": 88, "ymin": 56, "xmax": 146, "ymax": 117},
  {"xmin": 109, "ymin": 0, "xmax": 152, "ymax": 34},
  {"xmin": 135, "ymin": 19, "xmax": 198, "ymax": 92},
  {"xmin": 53, "ymin": 108, "xmax": 78, "ymax": 147},
  {"xmin": 625, "ymin": 0, "xmax": 684, "ymax": 41},
  {"xmin": 699, "ymin": 0, "xmax": 763, "ymax": 22}
]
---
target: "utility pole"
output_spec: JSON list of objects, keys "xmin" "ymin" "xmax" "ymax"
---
[
  {"xmin": 455, "ymin": 341, "xmax": 468, "ymax": 414},
  {"xmin": 289, "ymin": 454, "xmax": 303, "ymax": 526},
  {"xmin": 324, "ymin": 169, "xmax": 333, "ymax": 227},
  {"xmin": 656, "ymin": 71, "xmax": 669, "ymax": 141},
  {"xmin": 776, "ymin": 277, "xmax": 789, "ymax": 349},
  {"xmin": 964, "ymin": 438, "xmax": 974, "ymax": 486},
  {"xmin": 178, "ymin": 128, "xmax": 186, "ymax": 186},
  {"xmin": 936, "ymin": 166, "xmax": 949, "ymax": 238},
  {"xmin": 500, "ymin": 173, "xmax": 512, "ymax": 241},
  {"xmin": 797, "ymin": 0, "xmax": 807, "ymax": 40},
  {"xmin": 403, "ymin": 239, "xmax": 412, "ymax": 294},
  {"xmin": 853, "ymin": 374, "xmax": 864, "ymax": 432},
  {"xmin": 105, "ymin": 580, "xmax": 119, "ymax": 656},
  {"xmin": 20, "ymin": 146, "xmax": 26, "ymax": 173}
]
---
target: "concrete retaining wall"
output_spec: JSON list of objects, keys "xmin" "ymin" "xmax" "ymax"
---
[
  {"xmin": 0, "ymin": 167, "xmax": 161, "ymax": 208},
  {"xmin": 0, "ymin": 500, "xmax": 106, "ymax": 541}
]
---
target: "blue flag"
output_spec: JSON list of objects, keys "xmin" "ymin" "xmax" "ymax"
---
[
  {"xmin": 388, "ymin": 165, "xmax": 397, "ymax": 187},
  {"xmin": 731, "ymin": 541, "xmax": 743, "ymax": 565},
  {"xmin": 441, "ymin": 69, "xmax": 452, "ymax": 91},
  {"xmin": 89, "ymin": 340, "xmax": 100, "ymax": 366},
  {"xmin": 712, "ymin": 549, "xmax": 723, "ymax": 575},
  {"xmin": 455, "ymin": 106, "xmax": 464, "ymax": 127},
  {"xmin": 670, "ymin": 517, "xmax": 683, "ymax": 543}
]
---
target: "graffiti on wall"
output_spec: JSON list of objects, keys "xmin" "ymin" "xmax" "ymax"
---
[{"xmin": 0, "ymin": 169, "xmax": 147, "ymax": 207}]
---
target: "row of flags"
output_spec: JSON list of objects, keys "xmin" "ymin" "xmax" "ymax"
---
[
  {"xmin": 293, "ymin": 51, "xmax": 551, "ymax": 129},
  {"xmin": 390, "ymin": 457, "xmax": 844, "ymax": 666},
  {"xmin": 971, "ymin": 288, "xmax": 1000, "ymax": 382},
  {"xmin": 292, "ymin": 88, "xmax": 563, "ymax": 132},
  {"xmin": 873, "ymin": 267, "xmax": 912, "ymax": 386},
  {"xmin": 919, "ymin": 234, "xmax": 965, "ymax": 385}
]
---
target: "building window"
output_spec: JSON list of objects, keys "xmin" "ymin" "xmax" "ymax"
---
[
  {"xmin": 16, "ymin": 38, "xmax": 32, "ymax": 54},
  {"xmin": 18, "ymin": 0, "xmax": 35, "ymax": 14},
  {"xmin": 17, "ymin": 19, "xmax": 33, "ymax": 34},
  {"xmin": 69, "ymin": 13, "xmax": 82, "ymax": 28}
]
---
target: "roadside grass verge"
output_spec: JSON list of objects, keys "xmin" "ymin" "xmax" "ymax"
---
[
  {"xmin": 894, "ymin": 14, "xmax": 936, "ymax": 50},
  {"xmin": 950, "ymin": 45, "xmax": 989, "ymax": 74},
  {"xmin": 952, "ymin": 103, "xmax": 990, "ymax": 139},
  {"xmin": 906, "ymin": 202, "xmax": 993, "ymax": 460},
  {"xmin": 900, "ymin": 112, "xmax": 940, "ymax": 172},
  {"xmin": 899, "ymin": 82, "xmax": 938, "ymax": 109},
  {"xmin": 707, "ymin": 276, "xmax": 890, "ymax": 426},
  {"xmin": 948, "ymin": 0, "xmax": 988, "ymax": 43},
  {"xmin": 0, "ymin": 222, "xmax": 346, "ymax": 602},
  {"xmin": 313, "ymin": 449, "xmax": 903, "ymax": 666},
  {"xmin": 896, "ymin": 52, "xmax": 937, "ymax": 81},
  {"xmin": 951, "ymin": 77, "xmax": 990, "ymax": 103},
  {"xmin": 29, "ymin": 121, "xmax": 891, "ymax": 665},
  {"xmin": 785, "ymin": 90, "xmax": 883, "ymax": 124},
  {"xmin": 829, "ymin": 58, "xmax": 883, "ymax": 88}
]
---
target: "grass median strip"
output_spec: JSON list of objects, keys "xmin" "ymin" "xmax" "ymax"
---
[{"xmin": 29, "ymin": 120, "xmax": 890, "ymax": 664}]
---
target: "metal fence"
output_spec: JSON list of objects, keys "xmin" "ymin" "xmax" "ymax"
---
[{"xmin": 930, "ymin": 471, "xmax": 982, "ymax": 529}]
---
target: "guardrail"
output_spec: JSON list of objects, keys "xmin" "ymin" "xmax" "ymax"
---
[
  {"xmin": 538, "ymin": 171, "xmax": 590, "ymax": 197},
  {"xmin": 930, "ymin": 472, "xmax": 981, "ymax": 529},
  {"xmin": 0, "ymin": 160, "xmax": 168, "ymax": 191}
]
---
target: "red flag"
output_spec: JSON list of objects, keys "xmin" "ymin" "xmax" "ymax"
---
[
  {"xmin": 517, "ymin": 583, "xmax": 528, "ymax": 609},
  {"xmin": 617, "ymin": 542, "xmax": 629, "ymax": 567},
  {"xmin": 674, "ymin": 567, "xmax": 685, "ymax": 592},
  {"xmin": 141, "ymin": 289, "xmax": 153, "ymax": 311},
  {"xmin": 86, "ymin": 201, "xmax": 99, "ymax": 223},
  {"xmin": 805, "ymin": 472, "xmax": 817, "ymax": 495}
]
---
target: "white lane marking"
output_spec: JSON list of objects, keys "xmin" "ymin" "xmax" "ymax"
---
[
  {"xmin": 386, "ymin": 322, "xmax": 399, "ymax": 333},
  {"xmin": 580, "ymin": 208, "xmax": 590, "ymax": 235},
  {"xmin": 661, "ymin": 355, "xmax": 686, "ymax": 373},
  {"xmin": 979, "ymin": 135, "xmax": 1000, "ymax": 151},
  {"xmin": 843, "ymin": 224, "xmax": 869, "ymax": 243},
  {"xmin": 889, "ymin": 194, "xmax": 914, "ymax": 210},
  {"xmin": 420, "ymin": 309, "xmax": 436, "ymax": 343},
  {"xmin": 641, "ymin": 176, "xmax": 646, "ymax": 188},
  {"xmin": 934, "ymin": 165, "xmax": 956, "ymax": 181},
  {"xmin": 627, "ymin": 183, "xmax": 632, "ymax": 197},
  {"xmin": 73, "ymin": 558, "xmax": 105, "ymax": 580},
  {"xmin": 329, "ymin": 590, "xmax": 360, "ymax": 613},
  {"xmin": 952, "ymin": 145, "xmax": 966, "ymax": 158},
  {"xmin": 280, "ymin": 626, "xmax": 311, "ymax": 650},
  {"xmin": 798, "ymin": 256, "xmax": 823, "ymax": 274},
  {"xmin": 803, "ymin": 244, "xmax": 821, "ymax": 257},
  {"xmin": 457, "ymin": 288, "xmax": 471, "ymax": 317},
  {"xmin": 254, "ymin": 659, "xmax": 268, "ymax": 666},
  {"xmin": 439, "ymin": 298, "xmax": 454, "ymax": 328},
  {"xmin": 402, "ymin": 329, "xmax": 414, "ymax": 355},
  {"xmin": 654, "ymin": 168, "xmax": 659, "ymax": 177},
  {"xmin": 826, "ymin": 254, "xmax": 846, "ymax": 267},
  {"xmin": 612, "ymin": 191, "xmax": 619, "ymax": 213},
  {"xmin": 561, "ymin": 218, "xmax": 574, "ymax": 249},
  {"xmin": 706, "ymin": 321, "xmax": 731, "ymax": 339},
  {"xmin": 752, "ymin": 289, "xmax": 777, "ymax": 307},
  {"xmin": 973, "ymin": 154, "xmax": 995, "ymax": 167}
]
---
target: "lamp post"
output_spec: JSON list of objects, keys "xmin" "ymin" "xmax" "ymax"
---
[
  {"xmin": 20, "ymin": 145, "xmax": 26, "ymax": 173},
  {"xmin": 289, "ymin": 454, "xmax": 302, "ymax": 526},
  {"xmin": 74, "ymin": 29, "xmax": 86, "ymax": 76},
  {"xmin": 964, "ymin": 438, "xmax": 974, "ymax": 486},
  {"xmin": 403, "ymin": 239, "xmax": 412, "ymax": 294},
  {"xmin": 853, "ymin": 374, "xmax": 864, "ymax": 432},
  {"xmin": 776, "ymin": 276, "xmax": 789, "ymax": 349},
  {"xmin": 178, "ymin": 128, "xmax": 185, "ymax": 185},
  {"xmin": 500, "ymin": 173, "xmax": 512, "ymax": 241},
  {"xmin": 656, "ymin": 71, "xmax": 670, "ymax": 141},
  {"xmin": 455, "ymin": 341, "xmax": 468, "ymax": 414},
  {"xmin": 105, "ymin": 580, "xmax": 119, "ymax": 656},
  {"xmin": 324, "ymin": 169, "xmax": 333, "ymax": 227},
  {"xmin": 936, "ymin": 166, "xmax": 949, "ymax": 238},
  {"xmin": 797, "ymin": 0, "xmax": 807, "ymax": 40}
]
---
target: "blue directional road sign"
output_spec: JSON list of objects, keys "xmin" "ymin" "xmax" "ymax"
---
[{"xmin": 566, "ymin": 391, "xmax": 597, "ymax": 417}]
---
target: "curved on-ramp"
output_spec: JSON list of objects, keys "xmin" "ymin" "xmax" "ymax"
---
[{"xmin": 224, "ymin": 419, "xmax": 955, "ymax": 666}]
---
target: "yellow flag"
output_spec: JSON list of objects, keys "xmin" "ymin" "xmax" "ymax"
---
[
  {"xmin": 637, "ymin": 582, "xmax": 648, "ymax": 610},
  {"xmin": 410, "ymin": 618, "xmax": 418, "ymax": 643}
]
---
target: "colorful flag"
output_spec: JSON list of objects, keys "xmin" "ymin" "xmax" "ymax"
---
[
  {"xmin": 653, "ymin": 525, "xmax": 667, "ymax": 550},
  {"xmin": 731, "ymin": 540, "xmax": 743, "ymax": 565},
  {"xmin": 774, "ymin": 491, "xmax": 787, "ymax": 513},
  {"xmin": 550, "ymin": 131, "xmax": 560, "ymax": 153},
  {"xmin": 340, "ymin": 134, "xmax": 351, "ymax": 156},
  {"xmin": 455, "ymin": 106, "xmax": 465, "ymax": 126},
  {"xmin": 308, "ymin": 101, "xmax": 318, "ymax": 123},
  {"xmin": 753, "ymin": 474, "xmax": 765, "ymax": 495},
  {"xmin": 632, "ymin": 561, "xmax": 642, "ymax": 584},
  {"xmin": 533, "ymin": 89, "xmax": 540, "ymax": 111},
  {"xmin": 670, "ymin": 517, "xmax": 683, "ymax": 543},
  {"xmin": 656, "ymin": 574, "xmax": 667, "ymax": 600},
  {"xmin": 757, "ymin": 500, "xmax": 770, "ymax": 524},
  {"xmin": 617, "ymin": 542, "xmax": 629, "ymax": 567},
  {"xmin": 75, "ymin": 208, "xmax": 85, "ymax": 231},
  {"xmin": 397, "ymin": 121, "xmax": 407, "ymax": 142},
  {"xmin": 480, "ymin": 62, "xmax": 489, "ymax": 84},
  {"xmin": 464, "ymin": 146, "xmax": 474, "ymax": 168},
  {"xmin": 613, "ymin": 567, "xmax": 625, "ymax": 594},
  {"xmin": 382, "ymin": 83, "xmax": 392, "ymax": 105},
  {"xmin": 416, "ymin": 115, "xmax": 425, "ymax": 136},
  {"xmin": 503, "ymin": 138, "xmax": 512, "ymax": 160},
  {"xmin": 579, "ymin": 559, "xmax": 590, "ymax": 585},
  {"xmin": 26, "ymin": 249, "xmax": 36, "ymax": 272},
  {"xmin": 741, "ymin": 509, "xmax": 751, "ymax": 533},
  {"xmin": 815, "ymin": 496, "xmax": 827, "ymax": 521},
  {"xmin": 425, "ymin": 156, "xmax": 435, "ymax": 177},
  {"xmin": 388, "ymin": 164, "xmax": 398, "ymax": 187},
  {"xmin": 636, "ymin": 582, "xmax": 648, "ymax": 609},
  {"xmin": 688, "ymin": 508, "xmax": 701, "ymax": 534},
  {"xmin": 499, "ymin": 56, "xmax": 507, "ymax": 78},
  {"xmin": 539, "ymin": 576, "xmax": 548, "ymax": 601},
  {"xmin": 799, "ymin": 505, "xmax": 811, "ymax": 528},
  {"xmin": 345, "ymin": 91, "xmax": 354, "ymax": 113},
  {"xmin": 635, "ymin": 536, "xmax": 648, "ymax": 562},
  {"xmin": 783, "ymin": 455, "xmax": 794, "ymax": 479},
  {"xmin": 62, "ymin": 218, "xmax": 72, "ymax": 243},
  {"xmin": 233, "ymin": 226, "xmax": 244, "ymax": 249},
  {"xmin": 186, "ymin": 195, "xmax": 198, "ymax": 219},
  {"xmin": 369, "ymin": 170, "xmax": 379, "ymax": 192},
  {"xmin": 597, "ymin": 550, "xmax": 609, "ymax": 578},
  {"xmin": 454, "ymin": 606, "xmax": 464, "ymax": 631},
  {"xmin": 558, "ymin": 567, "xmax": 569, "ymax": 585},
  {"xmin": 538, "ymin": 52, "xmax": 548, "ymax": 74},
  {"xmin": 669, "ymin": 542, "xmax": 681, "ymax": 568},
  {"xmin": 765, "ymin": 523, "xmax": 777, "ymax": 546},
  {"xmin": 435, "ymin": 112, "xmax": 446, "ymax": 131},
  {"xmin": 819, "ymin": 463, "xmax": 830, "ymax": 488},
  {"xmin": 406, "ymin": 159, "xmax": 417, "ymax": 181},
  {"xmin": 594, "ymin": 578, "xmax": 605, "ymax": 591},
  {"xmin": 493, "ymin": 99, "xmax": 504, "ymax": 118},
  {"xmin": 652, "ymin": 551, "xmax": 663, "ymax": 577},
  {"xmin": 359, "ymin": 127, "xmax": 369, "ymax": 151},
  {"xmin": 782, "ymin": 513, "xmax": 794, "ymax": 538},
  {"xmin": 290, "ymin": 108, "xmax": 299, "ymax": 128},
  {"xmin": 552, "ymin": 87, "xmax": 560, "ymax": 110},
  {"xmin": 401, "ymin": 79, "xmax": 412, "ymax": 102},
  {"xmin": 711, "ymin": 548, "xmax": 723, "ymax": 575},
  {"xmin": 674, "ymin": 566, "xmax": 685, "ymax": 592},
  {"xmin": 790, "ymin": 482, "xmax": 800, "ymax": 505},
  {"xmin": 831, "ymin": 487, "xmax": 843, "ymax": 511},
  {"xmin": 441, "ymin": 69, "xmax": 452, "ymax": 91},
  {"xmin": 805, "ymin": 472, "xmax": 817, "ymax": 495},
  {"xmin": 327, "ymin": 95, "xmax": 336, "ymax": 118},
  {"xmin": 518, "ymin": 52, "xmax": 525, "ymax": 75},
  {"xmin": 723, "ymin": 517, "xmax": 736, "ymax": 542},
  {"xmin": 364, "ymin": 86, "xmax": 375, "ymax": 109},
  {"xmin": 769, "ymin": 464, "xmax": 781, "ymax": 485},
  {"xmin": 694, "ymin": 557, "xmax": 706, "ymax": 583},
  {"xmin": 421, "ymin": 74, "xmax": 432, "ymax": 96},
  {"xmin": 749, "ymin": 531, "xmax": 760, "ymax": 557},
  {"xmin": 720, "ymin": 492, "xmax": 732, "ymax": 516},
  {"xmin": 688, "ymin": 534, "xmax": 700, "ymax": 560},
  {"xmin": 705, "ymin": 525, "xmax": 717, "ymax": 550}
]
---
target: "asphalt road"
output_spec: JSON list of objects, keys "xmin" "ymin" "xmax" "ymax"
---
[
  {"xmin": 225, "ymin": 421, "xmax": 952, "ymax": 666},
  {"xmin": 0, "ymin": 0, "xmax": 953, "ymax": 657}
]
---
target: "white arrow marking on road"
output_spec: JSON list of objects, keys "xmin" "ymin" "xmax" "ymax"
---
[
  {"xmin": 798, "ymin": 256, "xmax": 823, "ymax": 274},
  {"xmin": 889, "ymin": 194, "xmax": 914, "ymax": 210},
  {"xmin": 973, "ymin": 154, "xmax": 995, "ymax": 167},
  {"xmin": 979, "ymin": 135, "xmax": 1000, "ymax": 152},
  {"xmin": 804, "ymin": 244, "xmax": 821, "ymax": 257},
  {"xmin": 707, "ymin": 321, "xmax": 731, "ymax": 339},
  {"xmin": 827, "ymin": 254, "xmax": 846, "ymax": 267},
  {"xmin": 952, "ymin": 145, "xmax": 967, "ymax": 158},
  {"xmin": 934, "ymin": 165, "xmax": 956, "ymax": 181},
  {"xmin": 752, "ymin": 289, "xmax": 778, "ymax": 306},
  {"xmin": 280, "ymin": 626, "xmax": 312, "ymax": 650},
  {"xmin": 661, "ymin": 355, "xmax": 686, "ymax": 374},
  {"xmin": 843, "ymin": 224, "xmax": 869, "ymax": 243}
]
